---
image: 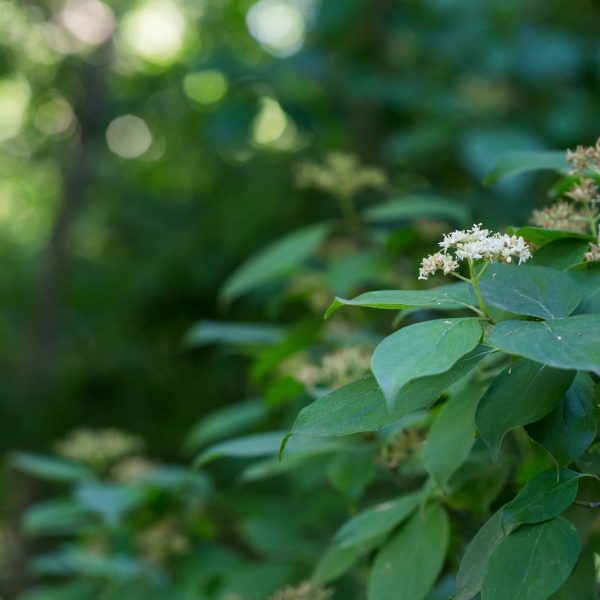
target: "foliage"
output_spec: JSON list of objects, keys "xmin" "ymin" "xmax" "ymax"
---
[
  {"xmin": 15, "ymin": 140, "xmax": 600, "ymax": 600},
  {"xmin": 4, "ymin": 0, "xmax": 600, "ymax": 598}
]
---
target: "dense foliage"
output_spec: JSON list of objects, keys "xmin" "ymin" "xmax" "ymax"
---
[
  {"xmin": 3, "ymin": 0, "xmax": 600, "ymax": 599},
  {"xmin": 15, "ymin": 147, "xmax": 600, "ymax": 599}
]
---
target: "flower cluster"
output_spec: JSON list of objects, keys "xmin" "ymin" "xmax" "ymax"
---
[
  {"xmin": 418, "ymin": 224, "xmax": 531, "ymax": 280},
  {"xmin": 296, "ymin": 152, "xmax": 387, "ymax": 198},
  {"xmin": 291, "ymin": 347, "xmax": 372, "ymax": 390},
  {"xmin": 565, "ymin": 177, "xmax": 599, "ymax": 205},
  {"xmin": 530, "ymin": 201, "xmax": 590, "ymax": 233},
  {"xmin": 55, "ymin": 428, "xmax": 144, "ymax": 469},
  {"xmin": 376, "ymin": 428, "xmax": 426, "ymax": 470},
  {"xmin": 268, "ymin": 583, "xmax": 333, "ymax": 600},
  {"xmin": 566, "ymin": 139, "xmax": 600, "ymax": 175},
  {"xmin": 136, "ymin": 519, "xmax": 189, "ymax": 565},
  {"xmin": 585, "ymin": 234, "xmax": 600, "ymax": 262}
]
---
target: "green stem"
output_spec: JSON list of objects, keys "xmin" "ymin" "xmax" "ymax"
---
[
  {"xmin": 337, "ymin": 192, "xmax": 360, "ymax": 232},
  {"xmin": 468, "ymin": 259, "xmax": 490, "ymax": 318}
]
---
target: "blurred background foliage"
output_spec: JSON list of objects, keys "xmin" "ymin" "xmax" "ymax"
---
[{"xmin": 2, "ymin": 0, "xmax": 600, "ymax": 597}]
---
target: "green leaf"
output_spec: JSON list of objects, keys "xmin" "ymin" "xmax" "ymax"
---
[
  {"xmin": 481, "ymin": 517, "xmax": 580, "ymax": 600},
  {"xmin": 479, "ymin": 264, "xmax": 581, "ymax": 320},
  {"xmin": 240, "ymin": 441, "xmax": 349, "ymax": 482},
  {"xmin": 483, "ymin": 150, "xmax": 569, "ymax": 186},
  {"xmin": 311, "ymin": 544, "xmax": 366, "ymax": 585},
  {"xmin": 24, "ymin": 501, "xmax": 96, "ymax": 536},
  {"xmin": 373, "ymin": 318, "xmax": 482, "ymax": 409},
  {"xmin": 455, "ymin": 511, "xmax": 504, "ymax": 600},
  {"xmin": 363, "ymin": 194, "xmax": 470, "ymax": 225},
  {"xmin": 74, "ymin": 483, "xmax": 146, "ymax": 525},
  {"xmin": 290, "ymin": 346, "xmax": 491, "ymax": 437},
  {"xmin": 500, "ymin": 469, "xmax": 581, "ymax": 534},
  {"xmin": 424, "ymin": 382, "xmax": 483, "ymax": 487},
  {"xmin": 527, "ymin": 373, "xmax": 597, "ymax": 466},
  {"xmin": 325, "ymin": 283, "xmax": 475, "ymax": 318},
  {"xmin": 549, "ymin": 548, "xmax": 596, "ymax": 600},
  {"xmin": 220, "ymin": 222, "xmax": 331, "ymax": 304},
  {"xmin": 368, "ymin": 503, "xmax": 449, "ymax": 600},
  {"xmin": 196, "ymin": 431, "xmax": 346, "ymax": 466},
  {"xmin": 184, "ymin": 399, "xmax": 267, "ymax": 451},
  {"xmin": 476, "ymin": 360, "xmax": 575, "ymax": 460},
  {"xmin": 529, "ymin": 239, "xmax": 591, "ymax": 270},
  {"xmin": 487, "ymin": 316, "xmax": 600, "ymax": 375},
  {"xmin": 326, "ymin": 450, "xmax": 377, "ymax": 502},
  {"xmin": 334, "ymin": 491, "xmax": 422, "ymax": 548},
  {"xmin": 11, "ymin": 452, "xmax": 93, "ymax": 483},
  {"xmin": 508, "ymin": 226, "xmax": 593, "ymax": 248},
  {"xmin": 184, "ymin": 321, "xmax": 286, "ymax": 348},
  {"xmin": 572, "ymin": 268, "xmax": 600, "ymax": 315}
]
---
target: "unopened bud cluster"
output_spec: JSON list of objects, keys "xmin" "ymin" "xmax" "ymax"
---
[
  {"xmin": 566, "ymin": 140, "xmax": 600, "ymax": 175},
  {"xmin": 585, "ymin": 234, "xmax": 600, "ymax": 262},
  {"xmin": 292, "ymin": 347, "xmax": 372, "ymax": 390},
  {"xmin": 419, "ymin": 224, "xmax": 531, "ymax": 280},
  {"xmin": 530, "ymin": 201, "xmax": 590, "ymax": 233},
  {"xmin": 296, "ymin": 152, "xmax": 387, "ymax": 198},
  {"xmin": 55, "ymin": 428, "xmax": 144, "ymax": 469},
  {"xmin": 532, "ymin": 140, "xmax": 600, "ymax": 261}
]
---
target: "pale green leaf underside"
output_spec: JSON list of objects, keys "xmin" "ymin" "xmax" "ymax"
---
[{"xmin": 325, "ymin": 283, "xmax": 475, "ymax": 318}]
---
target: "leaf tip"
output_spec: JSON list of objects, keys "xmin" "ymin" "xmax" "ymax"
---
[{"xmin": 278, "ymin": 432, "xmax": 292, "ymax": 461}]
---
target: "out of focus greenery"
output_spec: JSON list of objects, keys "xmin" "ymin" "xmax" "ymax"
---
[{"xmin": 2, "ymin": 0, "xmax": 600, "ymax": 598}]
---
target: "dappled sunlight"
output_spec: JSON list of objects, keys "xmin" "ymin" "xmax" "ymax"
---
[
  {"xmin": 57, "ymin": 0, "xmax": 115, "ymax": 46},
  {"xmin": 183, "ymin": 70, "xmax": 228, "ymax": 106},
  {"xmin": 106, "ymin": 115, "xmax": 153, "ymax": 158},
  {"xmin": 121, "ymin": 0, "xmax": 186, "ymax": 65},
  {"xmin": 0, "ymin": 77, "xmax": 31, "ymax": 142},
  {"xmin": 246, "ymin": 0, "xmax": 305, "ymax": 57}
]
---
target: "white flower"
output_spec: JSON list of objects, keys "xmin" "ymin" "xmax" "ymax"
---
[
  {"xmin": 419, "ymin": 224, "xmax": 531, "ymax": 279},
  {"xmin": 439, "ymin": 223, "xmax": 490, "ymax": 252},
  {"xmin": 419, "ymin": 252, "xmax": 459, "ymax": 280}
]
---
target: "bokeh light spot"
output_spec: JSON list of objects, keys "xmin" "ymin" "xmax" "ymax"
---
[
  {"xmin": 34, "ymin": 96, "xmax": 75, "ymax": 135},
  {"xmin": 246, "ymin": 0, "xmax": 304, "ymax": 58},
  {"xmin": 58, "ymin": 0, "xmax": 115, "ymax": 46},
  {"xmin": 252, "ymin": 97, "xmax": 303, "ymax": 151},
  {"xmin": 106, "ymin": 115, "xmax": 152, "ymax": 159},
  {"xmin": 122, "ymin": 0, "xmax": 186, "ymax": 65},
  {"xmin": 183, "ymin": 70, "xmax": 228, "ymax": 105},
  {"xmin": 0, "ymin": 77, "xmax": 31, "ymax": 142}
]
